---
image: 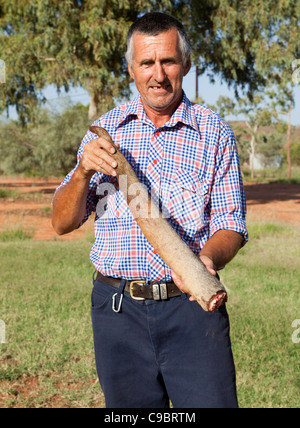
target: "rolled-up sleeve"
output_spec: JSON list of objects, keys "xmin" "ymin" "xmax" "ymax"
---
[
  {"xmin": 52, "ymin": 129, "xmax": 100, "ymax": 227},
  {"xmin": 209, "ymin": 122, "xmax": 248, "ymax": 245}
]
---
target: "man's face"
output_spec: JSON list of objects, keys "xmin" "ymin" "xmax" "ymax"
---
[{"xmin": 128, "ymin": 28, "xmax": 191, "ymax": 121}]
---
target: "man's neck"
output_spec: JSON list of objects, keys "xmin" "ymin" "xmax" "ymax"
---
[{"xmin": 140, "ymin": 92, "xmax": 183, "ymax": 128}]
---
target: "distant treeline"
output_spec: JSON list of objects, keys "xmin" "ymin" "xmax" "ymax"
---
[{"xmin": 0, "ymin": 103, "xmax": 299, "ymax": 177}]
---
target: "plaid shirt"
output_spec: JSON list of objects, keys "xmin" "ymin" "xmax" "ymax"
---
[{"xmin": 58, "ymin": 93, "xmax": 247, "ymax": 283}]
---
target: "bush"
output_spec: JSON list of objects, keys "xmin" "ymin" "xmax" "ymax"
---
[{"xmin": 0, "ymin": 103, "xmax": 90, "ymax": 176}]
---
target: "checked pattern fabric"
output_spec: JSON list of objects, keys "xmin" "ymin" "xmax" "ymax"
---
[{"xmin": 57, "ymin": 93, "xmax": 247, "ymax": 283}]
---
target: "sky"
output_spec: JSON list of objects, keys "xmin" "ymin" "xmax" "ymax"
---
[{"xmin": 1, "ymin": 65, "xmax": 300, "ymax": 125}]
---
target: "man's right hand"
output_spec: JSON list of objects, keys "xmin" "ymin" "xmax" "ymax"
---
[
  {"xmin": 78, "ymin": 135, "xmax": 119, "ymax": 179},
  {"xmin": 52, "ymin": 135, "xmax": 119, "ymax": 235}
]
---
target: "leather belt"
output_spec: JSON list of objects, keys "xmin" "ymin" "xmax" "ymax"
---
[{"xmin": 95, "ymin": 272, "xmax": 181, "ymax": 301}]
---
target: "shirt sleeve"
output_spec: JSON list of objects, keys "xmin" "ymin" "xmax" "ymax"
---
[
  {"xmin": 52, "ymin": 128, "xmax": 101, "ymax": 227},
  {"xmin": 209, "ymin": 120, "xmax": 248, "ymax": 245}
]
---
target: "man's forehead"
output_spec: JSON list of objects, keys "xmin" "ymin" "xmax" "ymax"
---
[{"xmin": 131, "ymin": 29, "xmax": 180, "ymax": 56}]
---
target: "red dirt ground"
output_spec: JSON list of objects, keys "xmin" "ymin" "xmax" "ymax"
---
[
  {"xmin": 0, "ymin": 176, "xmax": 299, "ymax": 241},
  {"xmin": 0, "ymin": 176, "xmax": 93, "ymax": 240}
]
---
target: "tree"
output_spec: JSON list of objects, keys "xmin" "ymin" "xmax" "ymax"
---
[
  {"xmin": 0, "ymin": 103, "xmax": 90, "ymax": 176},
  {"xmin": 181, "ymin": 0, "xmax": 269, "ymax": 99},
  {"xmin": 214, "ymin": 93, "xmax": 284, "ymax": 179},
  {"xmin": 1, "ymin": 0, "xmax": 299, "ymax": 134},
  {"xmin": 1, "ymin": 0, "xmax": 283, "ymax": 126},
  {"xmin": 0, "ymin": 0, "xmax": 173, "ymax": 124},
  {"xmin": 256, "ymin": 0, "xmax": 299, "ymax": 180},
  {"xmin": 186, "ymin": 0, "xmax": 299, "ymax": 179}
]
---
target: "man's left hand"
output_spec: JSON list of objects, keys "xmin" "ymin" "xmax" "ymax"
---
[{"xmin": 171, "ymin": 255, "xmax": 217, "ymax": 302}]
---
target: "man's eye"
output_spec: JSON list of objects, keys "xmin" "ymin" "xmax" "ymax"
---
[
  {"xmin": 141, "ymin": 61, "xmax": 153, "ymax": 67},
  {"xmin": 164, "ymin": 59, "xmax": 176, "ymax": 65}
]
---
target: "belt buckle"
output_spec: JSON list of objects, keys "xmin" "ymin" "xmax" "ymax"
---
[
  {"xmin": 130, "ymin": 280, "xmax": 146, "ymax": 301},
  {"xmin": 152, "ymin": 283, "xmax": 167, "ymax": 300}
]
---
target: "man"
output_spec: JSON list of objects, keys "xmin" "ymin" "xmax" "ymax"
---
[{"xmin": 52, "ymin": 12, "xmax": 247, "ymax": 408}]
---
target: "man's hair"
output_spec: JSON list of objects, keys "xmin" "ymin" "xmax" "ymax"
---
[{"xmin": 125, "ymin": 12, "xmax": 192, "ymax": 66}]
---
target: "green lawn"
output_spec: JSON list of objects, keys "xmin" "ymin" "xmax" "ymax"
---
[{"xmin": 0, "ymin": 220, "xmax": 299, "ymax": 407}]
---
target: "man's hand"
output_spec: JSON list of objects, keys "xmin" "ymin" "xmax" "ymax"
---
[
  {"xmin": 171, "ymin": 255, "xmax": 217, "ymax": 302},
  {"xmin": 52, "ymin": 134, "xmax": 119, "ymax": 235},
  {"xmin": 78, "ymin": 136, "xmax": 119, "ymax": 179},
  {"xmin": 171, "ymin": 230, "xmax": 244, "ymax": 301}
]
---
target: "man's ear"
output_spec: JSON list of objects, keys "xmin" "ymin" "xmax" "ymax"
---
[
  {"xmin": 184, "ymin": 56, "xmax": 192, "ymax": 76},
  {"xmin": 128, "ymin": 64, "xmax": 134, "ymax": 80}
]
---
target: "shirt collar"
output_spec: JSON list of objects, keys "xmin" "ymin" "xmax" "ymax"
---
[
  {"xmin": 166, "ymin": 92, "xmax": 198, "ymax": 131},
  {"xmin": 117, "ymin": 92, "xmax": 198, "ymax": 132}
]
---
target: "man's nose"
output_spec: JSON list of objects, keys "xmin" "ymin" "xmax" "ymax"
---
[{"xmin": 153, "ymin": 62, "xmax": 166, "ymax": 82}]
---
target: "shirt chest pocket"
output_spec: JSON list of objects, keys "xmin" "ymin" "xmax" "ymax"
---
[{"xmin": 167, "ymin": 170, "xmax": 209, "ymax": 229}]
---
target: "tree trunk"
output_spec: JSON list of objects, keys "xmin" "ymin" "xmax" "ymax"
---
[
  {"xmin": 246, "ymin": 122, "xmax": 257, "ymax": 181},
  {"xmin": 88, "ymin": 91, "xmax": 99, "ymax": 122},
  {"xmin": 250, "ymin": 134, "xmax": 255, "ymax": 180},
  {"xmin": 195, "ymin": 64, "xmax": 199, "ymax": 100},
  {"xmin": 286, "ymin": 91, "xmax": 293, "ymax": 180}
]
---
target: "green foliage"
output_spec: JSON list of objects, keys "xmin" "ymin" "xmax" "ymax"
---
[
  {"xmin": 0, "ymin": 103, "xmax": 90, "ymax": 176},
  {"xmin": 0, "ymin": 0, "xmax": 173, "ymax": 124},
  {"xmin": 2, "ymin": 1, "xmax": 298, "ymax": 124},
  {"xmin": 290, "ymin": 141, "xmax": 300, "ymax": 165},
  {"xmin": 282, "ymin": 127, "xmax": 300, "ymax": 166},
  {"xmin": 210, "ymin": 92, "xmax": 289, "ymax": 177},
  {"xmin": 256, "ymin": 131, "xmax": 285, "ymax": 166},
  {"xmin": 0, "ymin": 227, "xmax": 33, "ymax": 242},
  {"xmin": 182, "ymin": 0, "xmax": 267, "ymax": 96},
  {"xmin": 0, "ymin": 188, "xmax": 19, "ymax": 198}
]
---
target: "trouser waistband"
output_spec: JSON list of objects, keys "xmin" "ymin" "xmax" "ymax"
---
[{"xmin": 95, "ymin": 271, "xmax": 181, "ymax": 301}]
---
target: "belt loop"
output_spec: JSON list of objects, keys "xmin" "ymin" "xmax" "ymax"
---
[
  {"xmin": 93, "ymin": 270, "xmax": 97, "ymax": 283},
  {"xmin": 112, "ymin": 279, "xmax": 126, "ymax": 313}
]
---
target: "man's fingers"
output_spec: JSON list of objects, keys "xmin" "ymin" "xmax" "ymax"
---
[
  {"xmin": 171, "ymin": 270, "xmax": 190, "ymax": 294},
  {"xmin": 81, "ymin": 138, "xmax": 118, "ymax": 176},
  {"xmin": 199, "ymin": 254, "xmax": 217, "ymax": 276},
  {"xmin": 95, "ymin": 149, "xmax": 117, "ymax": 169},
  {"xmin": 90, "ymin": 135, "xmax": 117, "ymax": 154}
]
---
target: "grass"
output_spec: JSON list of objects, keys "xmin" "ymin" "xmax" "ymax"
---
[
  {"xmin": 0, "ymin": 227, "xmax": 33, "ymax": 242},
  {"xmin": 0, "ymin": 240, "xmax": 102, "ymax": 407},
  {"xmin": 222, "ymin": 221, "xmax": 300, "ymax": 408},
  {"xmin": 242, "ymin": 165, "xmax": 300, "ymax": 184},
  {"xmin": 0, "ymin": 188, "xmax": 19, "ymax": 199},
  {"xmin": 0, "ymin": 220, "xmax": 299, "ymax": 407}
]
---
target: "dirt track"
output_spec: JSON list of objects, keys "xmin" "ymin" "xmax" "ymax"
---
[{"xmin": 0, "ymin": 176, "xmax": 299, "ymax": 240}]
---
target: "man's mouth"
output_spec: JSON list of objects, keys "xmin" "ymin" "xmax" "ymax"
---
[{"xmin": 149, "ymin": 84, "xmax": 170, "ymax": 92}]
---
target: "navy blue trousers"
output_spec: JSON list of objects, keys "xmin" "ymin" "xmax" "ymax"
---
[{"xmin": 91, "ymin": 278, "xmax": 238, "ymax": 408}]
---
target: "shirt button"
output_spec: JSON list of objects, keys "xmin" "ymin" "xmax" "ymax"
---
[
  {"xmin": 153, "ymin": 250, "xmax": 157, "ymax": 255},
  {"xmin": 155, "ymin": 132, "xmax": 159, "ymax": 137},
  {"xmin": 153, "ymin": 159, "xmax": 158, "ymax": 165}
]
